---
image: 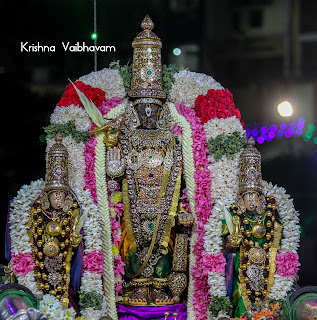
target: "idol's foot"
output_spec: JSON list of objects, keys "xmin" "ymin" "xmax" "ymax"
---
[
  {"xmin": 127, "ymin": 286, "xmax": 149, "ymax": 306},
  {"xmin": 151, "ymin": 286, "xmax": 175, "ymax": 306},
  {"xmin": 151, "ymin": 278, "xmax": 174, "ymax": 306}
]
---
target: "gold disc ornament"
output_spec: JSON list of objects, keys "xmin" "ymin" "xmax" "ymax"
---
[
  {"xmin": 251, "ymin": 223, "xmax": 266, "ymax": 239},
  {"xmin": 46, "ymin": 221, "xmax": 61, "ymax": 237},
  {"xmin": 43, "ymin": 238, "xmax": 60, "ymax": 257},
  {"xmin": 248, "ymin": 245, "xmax": 266, "ymax": 265}
]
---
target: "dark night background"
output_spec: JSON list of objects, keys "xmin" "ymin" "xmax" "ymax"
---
[{"xmin": 1, "ymin": 0, "xmax": 316, "ymax": 287}]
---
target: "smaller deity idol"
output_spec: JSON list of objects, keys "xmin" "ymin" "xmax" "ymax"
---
[
  {"xmin": 223, "ymin": 137, "xmax": 282, "ymax": 317},
  {"xmin": 29, "ymin": 133, "xmax": 82, "ymax": 308}
]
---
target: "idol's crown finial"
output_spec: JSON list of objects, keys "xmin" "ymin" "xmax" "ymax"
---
[{"xmin": 141, "ymin": 15, "xmax": 154, "ymax": 31}]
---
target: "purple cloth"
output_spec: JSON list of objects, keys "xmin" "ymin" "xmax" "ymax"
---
[
  {"xmin": 117, "ymin": 303, "xmax": 187, "ymax": 320},
  {"xmin": 225, "ymin": 251, "xmax": 234, "ymax": 296},
  {"xmin": 5, "ymin": 201, "xmax": 13, "ymax": 262}
]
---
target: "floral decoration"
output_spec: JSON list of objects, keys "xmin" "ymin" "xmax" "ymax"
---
[
  {"xmin": 195, "ymin": 88, "xmax": 243, "ymax": 126},
  {"xmin": 11, "ymin": 252, "xmax": 35, "ymax": 276},
  {"xmin": 83, "ymin": 250, "xmax": 105, "ymax": 275},
  {"xmin": 231, "ymin": 301, "xmax": 281, "ymax": 320},
  {"xmin": 168, "ymin": 70, "xmax": 223, "ymax": 108},
  {"xmin": 57, "ymin": 81, "xmax": 105, "ymax": 108},
  {"xmin": 275, "ymin": 252, "xmax": 300, "ymax": 278},
  {"xmin": 208, "ymin": 132, "xmax": 246, "ymax": 161},
  {"xmin": 44, "ymin": 121, "xmax": 91, "ymax": 143}
]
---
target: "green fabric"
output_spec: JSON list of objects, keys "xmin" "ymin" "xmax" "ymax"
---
[
  {"xmin": 0, "ymin": 289, "xmax": 38, "ymax": 309},
  {"xmin": 125, "ymin": 247, "xmax": 171, "ymax": 279}
]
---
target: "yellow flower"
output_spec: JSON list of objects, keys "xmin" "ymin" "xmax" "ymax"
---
[
  {"xmin": 112, "ymin": 244, "xmax": 119, "ymax": 256},
  {"xmin": 113, "ymin": 192, "xmax": 122, "ymax": 203}
]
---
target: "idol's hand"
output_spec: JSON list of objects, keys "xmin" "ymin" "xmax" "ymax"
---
[
  {"xmin": 177, "ymin": 212, "xmax": 195, "ymax": 227},
  {"xmin": 106, "ymin": 147, "xmax": 126, "ymax": 177}
]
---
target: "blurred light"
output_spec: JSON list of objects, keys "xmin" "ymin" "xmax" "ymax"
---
[
  {"xmin": 280, "ymin": 123, "xmax": 287, "ymax": 130},
  {"xmin": 268, "ymin": 132, "xmax": 275, "ymax": 139},
  {"xmin": 173, "ymin": 48, "xmax": 181, "ymax": 56},
  {"xmin": 267, "ymin": 137, "xmax": 273, "ymax": 142},
  {"xmin": 285, "ymin": 130, "xmax": 292, "ymax": 138},
  {"xmin": 298, "ymin": 117, "xmax": 305, "ymax": 123},
  {"xmin": 260, "ymin": 133, "xmax": 267, "ymax": 140},
  {"xmin": 297, "ymin": 122, "xmax": 304, "ymax": 129},
  {"xmin": 296, "ymin": 129, "xmax": 303, "ymax": 135},
  {"xmin": 257, "ymin": 137, "xmax": 264, "ymax": 144},
  {"xmin": 91, "ymin": 33, "xmax": 97, "ymax": 40},
  {"xmin": 251, "ymin": 129, "xmax": 258, "ymax": 136},
  {"xmin": 289, "ymin": 122, "xmax": 296, "ymax": 128},
  {"xmin": 276, "ymin": 134, "xmax": 283, "ymax": 139},
  {"xmin": 39, "ymin": 134, "xmax": 46, "ymax": 142},
  {"xmin": 289, "ymin": 128, "xmax": 295, "ymax": 134},
  {"xmin": 254, "ymin": 122, "xmax": 260, "ymax": 129},
  {"xmin": 246, "ymin": 128, "xmax": 250, "ymax": 136},
  {"xmin": 277, "ymin": 101, "xmax": 293, "ymax": 117},
  {"xmin": 308, "ymin": 124, "xmax": 315, "ymax": 132},
  {"xmin": 304, "ymin": 136, "xmax": 310, "ymax": 142},
  {"xmin": 270, "ymin": 124, "xmax": 278, "ymax": 131},
  {"xmin": 261, "ymin": 126, "xmax": 268, "ymax": 133},
  {"xmin": 277, "ymin": 129, "xmax": 284, "ymax": 136},
  {"xmin": 313, "ymin": 137, "xmax": 317, "ymax": 144},
  {"xmin": 305, "ymin": 131, "xmax": 313, "ymax": 139}
]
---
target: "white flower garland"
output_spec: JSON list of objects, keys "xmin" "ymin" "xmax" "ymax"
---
[
  {"xmin": 50, "ymin": 105, "xmax": 92, "ymax": 132},
  {"xmin": 78, "ymin": 68, "xmax": 126, "ymax": 100},
  {"xmin": 46, "ymin": 136, "xmax": 86, "ymax": 190},
  {"xmin": 94, "ymin": 132, "xmax": 117, "ymax": 320},
  {"xmin": 9, "ymin": 179, "xmax": 45, "ymax": 296},
  {"xmin": 168, "ymin": 70, "xmax": 223, "ymax": 108},
  {"xmin": 39, "ymin": 295, "xmax": 76, "ymax": 320}
]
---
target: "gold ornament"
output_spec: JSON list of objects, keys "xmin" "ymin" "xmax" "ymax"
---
[
  {"xmin": 248, "ymin": 243, "xmax": 266, "ymax": 264},
  {"xmin": 239, "ymin": 137, "xmax": 262, "ymax": 195},
  {"xmin": 45, "ymin": 133, "xmax": 69, "ymax": 192},
  {"xmin": 128, "ymin": 15, "xmax": 166, "ymax": 99},
  {"xmin": 251, "ymin": 223, "xmax": 266, "ymax": 239},
  {"xmin": 46, "ymin": 221, "xmax": 61, "ymax": 237},
  {"xmin": 43, "ymin": 238, "xmax": 60, "ymax": 257}
]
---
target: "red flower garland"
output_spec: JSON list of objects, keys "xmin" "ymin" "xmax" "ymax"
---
[
  {"xmin": 57, "ymin": 81, "xmax": 105, "ymax": 108},
  {"xmin": 195, "ymin": 89, "xmax": 244, "ymax": 128}
]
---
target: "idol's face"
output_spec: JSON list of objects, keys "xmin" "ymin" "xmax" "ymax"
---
[
  {"xmin": 49, "ymin": 191, "xmax": 66, "ymax": 210},
  {"xmin": 243, "ymin": 192, "xmax": 259, "ymax": 212},
  {"xmin": 134, "ymin": 103, "xmax": 160, "ymax": 129}
]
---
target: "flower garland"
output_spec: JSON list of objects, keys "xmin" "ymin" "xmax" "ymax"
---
[
  {"xmin": 9, "ymin": 179, "xmax": 45, "ymax": 296},
  {"xmin": 195, "ymin": 88, "xmax": 244, "ymax": 127},
  {"xmin": 170, "ymin": 102, "xmax": 215, "ymax": 320},
  {"xmin": 39, "ymin": 294, "xmax": 77, "ymax": 320},
  {"xmin": 168, "ymin": 70, "xmax": 223, "ymax": 108}
]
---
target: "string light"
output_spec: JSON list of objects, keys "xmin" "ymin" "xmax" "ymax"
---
[{"xmin": 246, "ymin": 117, "xmax": 317, "ymax": 145}]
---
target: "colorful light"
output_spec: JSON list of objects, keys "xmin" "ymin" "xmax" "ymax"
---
[
  {"xmin": 268, "ymin": 132, "xmax": 275, "ymax": 139},
  {"xmin": 270, "ymin": 124, "xmax": 278, "ymax": 131},
  {"xmin": 285, "ymin": 130, "xmax": 292, "ymax": 138},
  {"xmin": 298, "ymin": 117, "xmax": 305, "ymax": 123},
  {"xmin": 173, "ymin": 48, "xmax": 181, "ymax": 56},
  {"xmin": 313, "ymin": 137, "xmax": 317, "ymax": 144},
  {"xmin": 297, "ymin": 122, "xmax": 304, "ymax": 129},
  {"xmin": 277, "ymin": 101, "xmax": 293, "ymax": 117},
  {"xmin": 91, "ymin": 33, "xmax": 97, "ymax": 40},
  {"xmin": 296, "ymin": 129, "xmax": 303, "ymax": 135},
  {"xmin": 305, "ymin": 131, "xmax": 313, "ymax": 139},
  {"xmin": 280, "ymin": 123, "xmax": 287, "ymax": 130},
  {"xmin": 308, "ymin": 124, "xmax": 315, "ymax": 132},
  {"xmin": 251, "ymin": 129, "xmax": 258, "ymax": 136}
]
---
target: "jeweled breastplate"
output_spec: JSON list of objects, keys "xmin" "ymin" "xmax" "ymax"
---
[{"xmin": 120, "ymin": 126, "xmax": 182, "ymax": 250}]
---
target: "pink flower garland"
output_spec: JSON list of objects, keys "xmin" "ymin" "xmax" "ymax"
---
[
  {"xmin": 275, "ymin": 251, "xmax": 300, "ymax": 278},
  {"xmin": 11, "ymin": 252, "xmax": 35, "ymax": 276},
  {"xmin": 83, "ymin": 250, "xmax": 105, "ymax": 275},
  {"xmin": 84, "ymin": 97, "xmax": 123, "ymax": 204},
  {"xmin": 82, "ymin": 96, "xmax": 126, "ymax": 294},
  {"xmin": 175, "ymin": 104, "xmax": 226, "ymax": 320}
]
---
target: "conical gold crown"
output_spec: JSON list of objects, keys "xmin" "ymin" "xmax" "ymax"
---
[
  {"xmin": 239, "ymin": 137, "xmax": 262, "ymax": 195},
  {"xmin": 45, "ymin": 133, "xmax": 70, "ymax": 192},
  {"xmin": 128, "ymin": 15, "xmax": 166, "ymax": 99}
]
